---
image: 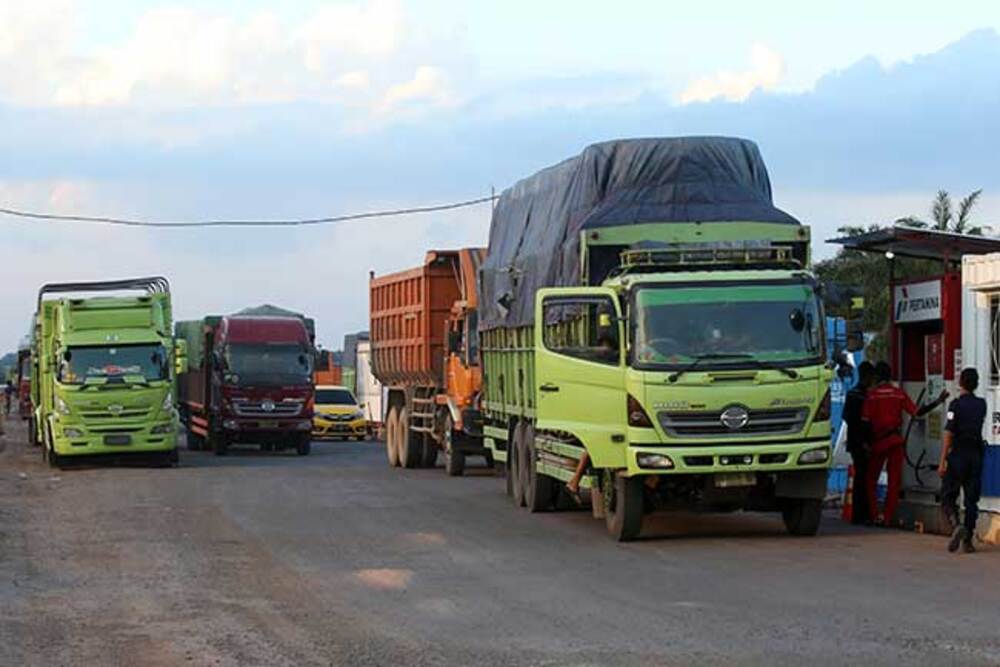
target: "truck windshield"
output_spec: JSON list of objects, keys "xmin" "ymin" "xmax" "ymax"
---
[
  {"xmin": 59, "ymin": 344, "xmax": 168, "ymax": 384},
  {"xmin": 225, "ymin": 344, "xmax": 312, "ymax": 386},
  {"xmin": 316, "ymin": 388, "xmax": 355, "ymax": 405},
  {"xmin": 633, "ymin": 283, "xmax": 823, "ymax": 369}
]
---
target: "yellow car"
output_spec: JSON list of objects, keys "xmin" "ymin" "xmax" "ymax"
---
[{"xmin": 312, "ymin": 385, "xmax": 368, "ymax": 440}]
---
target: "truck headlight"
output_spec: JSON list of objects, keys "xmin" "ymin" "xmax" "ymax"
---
[
  {"xmin": 352, "ymin": 410, "xmax": 365, "ymax": 420},
  {"xmin": 636, "ymin": 453, "xmax": 674, "ymax": 469},
  {"xmin": 56, "ymin": 397, "xmax": 71, "ymax": 415},
  {"xmin": 798, "ymin": 447, "xmax": 830, "ymax": 465},
  {"xmin": 63, "ymin": 427, "xmax": 84, "ymax": 438},
  {"xmin": 151, "ymin": 423, "xmax": 175, "ymax": 435}
]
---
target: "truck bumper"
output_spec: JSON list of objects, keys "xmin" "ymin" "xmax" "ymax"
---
[
  {"xmin": 223, "ymin": 417, "xmax": 312, "ymax": 443},
  {"xmin": 52, "ymin": 429, "xmax": 178, "ymax": 456},
  {"xmin": 625, "ymin": 436, "xmax": 832, "ymax": 479}
]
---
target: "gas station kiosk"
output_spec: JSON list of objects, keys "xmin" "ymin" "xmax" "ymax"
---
[{"xmin": 832, "ymin": 226, "xmax": 1000, "ymax": 542}]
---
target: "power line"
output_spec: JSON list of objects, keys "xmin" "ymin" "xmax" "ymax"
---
[{"xmin": 0, "ymin": 195, "xmax": 496, "ymax": 229}]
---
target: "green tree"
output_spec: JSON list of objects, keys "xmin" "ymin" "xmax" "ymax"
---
[{"xmin": 896, "ymin": 189, "xmax": 986, "ymax": 234}]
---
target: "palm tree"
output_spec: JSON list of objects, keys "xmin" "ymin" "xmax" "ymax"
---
[{"xmin": 896, "ymin": 189, "xmax": 986, "ymax": 235}]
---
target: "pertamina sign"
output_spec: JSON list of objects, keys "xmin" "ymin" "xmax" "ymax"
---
[{"xmin": 893, "ymin": 279, "xmax": 941, "ymax": 323}]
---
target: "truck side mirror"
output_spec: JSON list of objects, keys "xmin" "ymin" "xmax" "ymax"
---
[
  {"xmin": 447, "ymin": 330, "xmax": 462, "ymax": 354},
  {"xmin": 174, "ymin": 339, "xmax": 188, "ymax": 376},
  {"xmin": 789, "ymin": 308, "xmax": 806, "ymax": 332}
]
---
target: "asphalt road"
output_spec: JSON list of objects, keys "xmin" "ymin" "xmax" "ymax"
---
[{"xmin": 1, "ymin": 416, "xmax": 998, "ymax": 667}]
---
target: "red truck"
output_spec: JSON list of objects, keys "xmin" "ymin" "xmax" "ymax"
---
[
  {"xmin": 370, "ymin": 248, "xmax": 487, "ymax": 475},
  {"xmin": 175, "ymin": 316, "xmax": 315, "ymax": 455}
]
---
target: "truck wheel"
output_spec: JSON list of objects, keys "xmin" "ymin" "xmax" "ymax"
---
[
  {"xmin": 28, "ymin": 416, "xmax": 39, "ymax": 447},
  {"xmin": 399, "ymin": 408, "xmax": 421, "ymax": 469},
  {"xmin": 421, "ymin": 432, "xmax": 439, "ymax": 468},
  {"xmin": 510, "ymin": 424, "xmax": 526, "ymax": 507},
  {"xmin": 604, "ymin": 472, "xmax": 644, "ymax": 542},
  {"xmin": 525, "ymin": 426, "xmax": 555, "ymax": 512},
  {"xmin": 443, "ymin": 416, "xmax": 464, "ymax": 476},
  {"xmin": 296, "ymin": 436, "xmax": 312, "ymax": 456},
  {"xmin": 45, "ymin": 425, "xmax": 63, "ymax": 470},
  {"xmin": 385, "ymin": 407, "xmax": 400, "ymax": 466},
  {"xmin": 782, "ymin": 498, "xmax": 822, "ymax": 537}
]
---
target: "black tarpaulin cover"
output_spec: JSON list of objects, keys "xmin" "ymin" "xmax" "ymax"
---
[{"xmin": 479, "ymin": 136, "xmax": 800, "ymax": 330}]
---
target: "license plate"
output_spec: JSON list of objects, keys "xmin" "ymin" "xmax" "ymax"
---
[
  {"xmin": 714, "ymin": 472, "xmax": 757, "ymax": 488},
  {"xmin": 104, "ymin": 434, "xmax": 132, "ymax": 446}
]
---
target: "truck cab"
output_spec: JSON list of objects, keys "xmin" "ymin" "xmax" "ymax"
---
[
  {"xmin": 527, "ymin": 244, "xmax": 832, "ymax": 538},
  {"xmin": 178, "ymin": 316, "xmax": 315, "ymax": 455},
  {"xmin": 32, "ymin": 277, "xmax": 181, "ymax": 467}
]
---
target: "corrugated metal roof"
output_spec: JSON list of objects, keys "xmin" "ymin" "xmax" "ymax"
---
[{"xmin": 828, "ymin": 225, "xmax": 1000, "ymax": 261}]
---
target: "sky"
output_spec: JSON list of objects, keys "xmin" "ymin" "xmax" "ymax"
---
[{"xmin": 2, "ymin": 0, "xmax": 1000, "ymax": 352}]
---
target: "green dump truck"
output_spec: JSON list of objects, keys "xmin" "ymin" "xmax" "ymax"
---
[
  {"xmin": 479, "ymin": 137, "xmax": 833, "ymax": 540},
  {"xmin": 31, "ymin": 277, "xmax": 182, "ymax": 467}
]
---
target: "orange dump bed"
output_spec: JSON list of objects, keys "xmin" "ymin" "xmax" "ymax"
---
[{"xmin": 370, "ymin": 251, "xmax": 465, "ymax": 387}]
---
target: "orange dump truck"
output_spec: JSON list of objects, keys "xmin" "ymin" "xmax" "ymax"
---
[{"xmin": 370, "ymin": 248, "xmax": 487, "ymax": 475}]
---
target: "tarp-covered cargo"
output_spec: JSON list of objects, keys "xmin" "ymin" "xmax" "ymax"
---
[{"xmin": 479, "ymin": 136, "xmax": 801, "ymax": 329}]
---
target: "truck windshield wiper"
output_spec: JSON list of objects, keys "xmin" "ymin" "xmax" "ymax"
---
[
  {"xmin": 668, "ymin": 354, "xmax": 753, "ymax": 383},
  {"xmin": 668, "ymin": 353, "xmax": 799, "ymax": 382}
]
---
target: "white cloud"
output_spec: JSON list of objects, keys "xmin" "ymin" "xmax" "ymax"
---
[
  {"xmin": 333, "ymin": 70, "xmax": 371, "ymax": 90},
  {"xmin": 378, "ymin": 66, "xmax": 455, "ymax": 113},
  {"xmin": 0, "ymin": 0, "xmax": 436, "ymax": 114},
  {"xmin": 679, "ymin": 44, "xmax": 784, "ymax": 104}
]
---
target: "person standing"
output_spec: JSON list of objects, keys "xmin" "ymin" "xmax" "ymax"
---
[
  {"xmin": 939, "ymin": 368, "xmax": 987, "ymax": 554},
  {"xmin": 862, "ymin": 361, "xmax": 948, "ymax": 527},
  {"xmin": 843, "ymin": 361, "xmax": 876, "ymax": 524}
]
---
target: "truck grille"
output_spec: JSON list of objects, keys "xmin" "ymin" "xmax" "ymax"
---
[
  {"xmin": 79, "ymin": 407, "xmax": 152, "ymax": 420},
  {"xmin": 232, "ymin": 399, "xmax": 303, "ymax": 417},
  {"xmin": 658, "ymin": 408, "xmax": 809, "ymax": 438}
]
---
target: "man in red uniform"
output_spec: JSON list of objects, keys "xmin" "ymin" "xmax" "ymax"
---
[{"xmin": 862, "ymin": 362, "xmax": 948, "ymax": 526}]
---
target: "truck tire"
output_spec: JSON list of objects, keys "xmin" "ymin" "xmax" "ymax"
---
[
  {"xmin": 399, "ymin": 408, "xmax": 421, "ymax": 469},
  {"xmin": 45, "ymin": 425, "xmax": 63, "ymax": 470},
  {"xmin": 443, "ymin": 415, "xmax": 464, "ymax": 477},
  {"xmin": 296, "ymin": 435, "xmax": 312, "ymax": 456},
  {"xmin": 28, "ymin": 416, "xmax": 39, "ymax": 447},
  {"xmin": 421, "ymin": 432, "xmax": 439, "ymax": 468},
  {"xmin": 604, "ymin": 472, "xmax": 643, "ymax": 542},
  {"xmin": 524, "ymin": 426, "xmax": 555, "ymax": 512},
  {"xmin": 782, "ymin": 498, "xmax": 822, "ymax": 537},
  {"xmin": 510, "ymin": 423, "xmax": 526, "ymax": 508},
  {"xmin": 385, "ymin": 407, "xmax": 400, "ymax": 467},
  {"xmin": 517, "ymin": 428, "xmax": 532, "ymax": 508},
  {"xmin": 186, "ymin": 427, "xmax": 203, "ymax": 451}
]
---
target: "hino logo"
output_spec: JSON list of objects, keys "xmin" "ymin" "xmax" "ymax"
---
[
  {"xmin": 261, "ymin": 399, "xmax": 276, "ymax": 413},
  {"xmin": 107, "ymin": 404, "xmax": 125, "ymax": 416},
  {"xmin": 720, "ymin": 405, "xmax": 750, "ymax": 430}
]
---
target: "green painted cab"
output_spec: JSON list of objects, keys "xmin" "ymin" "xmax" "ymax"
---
[{"xmin": 31, "ymin": 277, "xmax": 180, "ymax": 466}]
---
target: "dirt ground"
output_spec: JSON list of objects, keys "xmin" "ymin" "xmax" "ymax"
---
[{"xmin": 1, "ymin": 416, "xmax": 998, "ymax": 666}]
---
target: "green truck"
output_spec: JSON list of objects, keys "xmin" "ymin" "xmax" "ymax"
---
[
  {"xmin": 479, "ymin": 137, "xmax": 833, "ymax": 540},
  {"xmin": 31, "ymin": 277, "xmax": 182, "ymax": 467}
]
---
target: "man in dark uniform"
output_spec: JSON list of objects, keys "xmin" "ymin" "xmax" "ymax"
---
[
  {"xmin": 939, "ymin": 367, "xmax": 987, "ymax": 554},
  {"xmin": 843, "ymin": 361, "xmax": 876, "ymax": 524},
  {"xmin": 862, "ymin": 361, "xmax": 948, "ymax": 526}
]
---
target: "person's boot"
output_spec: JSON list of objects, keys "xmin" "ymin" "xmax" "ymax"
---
[
  {"xmin": 948, "ymin": 525, "xmax": 966, "ymax": 553},
  {"xmin": 962, "ymin": 538, "xmax": 977, "ymax": 554}
]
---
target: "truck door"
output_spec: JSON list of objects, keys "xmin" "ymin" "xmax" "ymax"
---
[{"xmin": 534, "ymin": 287, "xmax": 627, "ymax": 468}]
